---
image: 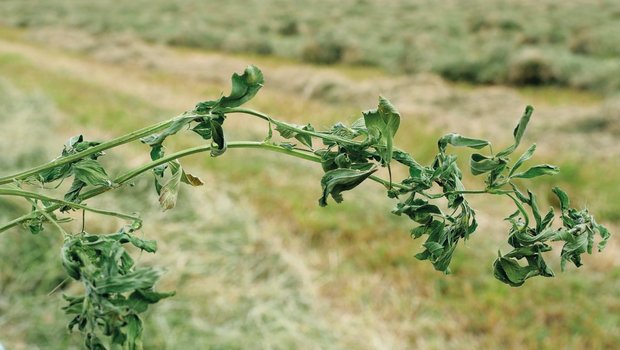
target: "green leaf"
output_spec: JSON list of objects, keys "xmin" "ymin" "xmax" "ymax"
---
[
  {"xmin": 124, "ymin": 235, "xmax": 158, "ymax": 253},
  {"xmin": 438, "ymin": 133, "xmax": 489, "ymax": 152},
  {"xmin": 596, "ymin": 223, "xmax": 611, "ymax": 251},
  {"xmin": 194, "ymin": 65, "xmax": 265, "ymax": 111},
  {"xmin": 469, "ymin": 153, "xmax": 506, "ymax": 175},
  {"xmin": 37, "ymin": 135, "xmax": 103, "ymax": 184},
  {"xmin": 497, "ymin": 105, "xmax": 533, "ymax": 157},
  {"xmin": 210, "ymin": 119, "xmax": 227, "ymax": 157},
  {"xmin": 363, "ymin": 96, "xmax": 400, "ymax": 165},
  {"xmin": 96, "ymin": 268, "xmax": 162, "ymax": 294},
  {"xmin": 219, "ymin": 65, "xmax": 264, "ymax": 108},
  {"xmin": 85, "ymin": 333, "xmax": 106, "ymax": 350},
  {"xmin": 62, "ymin": 178, "xmax": 86, "ymax": 211},
  {"xmin": 127, "ymin": 289, "xmax": 175, "ymax": 313},
  {"xmin": 141, "ymin": 116, "xmax": 193, "ymax": 148},
  {"xmin": 493, "ymin": 254, "xmax": 538, "ymax": 287},
  {"xmin": 319, "ymin": 167, "xmax": 377, "ymax": 207},
  {"xmin": 552, "ymin": 187, "xmax": 570, "ymax": 212},
  {"xmin": 554, "ymin": 229, "xmax": 590, "ymax": 271},
  {"xmin": 392, "ymin": 199, "xmax": 442, "ymax": 224},
  {"xmin": 37, "ymin": 163, "xmax": 73, "ymax": 183},
  {"xmin": 73, "ymin": 159, "xmax": 112, "ymax": 187},
  {"xmin": 191, "ymin": 120, "xmax": 212, "ymax": 140},
  {"xmin": 275, "ymin": 122, "xmax": 315, "ymax": 148},
  {"xmin": 126, "ymin": 314, "xmax": 144, "ymax": 350},
  {"xmin": 511, "ymin": 164, "xmax": 559, "ymax": 179},
  {"xmin": 508, "ymin": 143, "xmax": 536, "ymax": 177}
]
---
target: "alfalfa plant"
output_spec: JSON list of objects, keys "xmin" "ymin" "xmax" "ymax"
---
[{"xmin": 0, "ymin": 66, "xmax": 610, "ymax": 349}]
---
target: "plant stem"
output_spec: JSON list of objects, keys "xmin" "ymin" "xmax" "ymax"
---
[
  {"xmin": 506, "ymin": 193, "xmax": 530, "ymax": 227},
  {"xmin": 0, "ymin": 141, "xmax": 408, "ymax": 233},
  {"xmin": 0, "ymin": 188, "xmax": 141, "ymax": 222},
  {"xmin": 0, "ymin": 114, "xmax": 197, "ymax": 185},
  {"xmin": 29, "ymin": 199, "xmax": 69, "ymax": 236},
  {"xmin": 225, "ymin": 107, "xmax": 364, "ymax": 146}
]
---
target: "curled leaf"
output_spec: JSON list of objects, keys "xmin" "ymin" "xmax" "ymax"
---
[
  {"xmin": 158, "ymin": 162, "xmax": 183, "ymax": 211},
  {"xmin": 470, "ymin": 153, "xmax": 506, "ymax": 176},
  {"xmin": 363, "ymin": 96, "xmax": 400, "ymax": 165},
  {"xmin": 438, "ymin": 133, "xmax": 489, "ymax": 152},
  {"xmin": 319, "ymin": 166, "xmax": 377, "ymax": 207},
  {"xmin": 493, "ymin": 254, "xmax": 540, "ymax": 287},
  {"xmin": 210, "ymin": 119, "xmax": 227, "ymax": 157},
  {"xmin": 511, "ymin": 164, "xmax": 559, "ymax": 179},
  {"xmin": 497, "ymin": 105, "xmax": 533, "ymax": 157},
  {"xmin": 195, "ymin": 65, "xmax": 264, "ymax": 112}
]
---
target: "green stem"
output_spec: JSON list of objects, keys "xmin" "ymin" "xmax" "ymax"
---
[
  {"xmin": 0, "ymin": 114, "xmax": 198, "ymax": 185},
  {"xmin": 225, "ymin": 107, "xmax": 364, "ymax": 146},
  {"xmin": 1, "ymin": 141, "xmax": 406, "ymax": 233},
  {"xmin": 29, "ymin": 199, "xmax": 69, "ymax": 236},
  {"xmin": 506, "ymin": 193, "xmax": 530, "ymax": 227},
  {"xmin": 0, "ymin": 188, "xmax": 141, "ymax": 222}
]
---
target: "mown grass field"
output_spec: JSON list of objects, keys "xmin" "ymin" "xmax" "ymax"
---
[
  {"xmin": 1, "ymin": 0, "xmax": 620, "ymax": 92},
  {"xmin": 0, "ymin": 5, "xmax": 619, "ymax": 350}
]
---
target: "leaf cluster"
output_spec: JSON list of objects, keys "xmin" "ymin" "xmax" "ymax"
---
[
  {"xmin": 61, "ymin": 222, "xmax": 173, "ymax": 350},
  {"xmin": 35, "ymin": 135, "xmax": 112, "ymax": 212}
]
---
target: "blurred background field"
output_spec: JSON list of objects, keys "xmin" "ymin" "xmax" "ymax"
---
[{"xmin": 0, "ymin": 1, "xmax": 618, "ymax": 349}]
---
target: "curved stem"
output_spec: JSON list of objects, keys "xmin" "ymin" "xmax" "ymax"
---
[
  {"xmin": 225, "ymin": 107, "xmax": 363, "ymax": 146},
  {"xmin": 1, "ymin": 141, "xmax": 406, "ymax": 234},
  {"xmin": 29, "ymin": 199, "xmax": 68, "ymax": 236},
  {"xmin": 506, "ymin": 193, "xmax": 530, "ymax": 227}
]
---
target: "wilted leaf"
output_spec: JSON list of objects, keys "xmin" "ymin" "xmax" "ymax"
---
[
  {"xmin": 191, "ymin": 120, "xmax": 212, "ymax": 140},
  {"xmin": 497, "ymin": 105, "xmax": 533, "ymax": 157},
  {"xmin": 73, "ymin": 159, "xmax": 112, "ymax": 187},
  {"xmin": 508, "ymin": 143, "xmax": 537, "ymax": 177},
  {"xmin": 319, "ymin": 167, "xmax": 377, "ymax": 206},
  {"xmin": 493, "ymin": 254, "xmax": 539, "ymax": 287},
  {"xmin": 438, "ymin": 133, "xmax": 489, "ymax": 152},
  {"xmin": 511, "ymin": 164, "xmax": 559, "ymax": 179},
  {"xmin": 158, "ymin": 161, "xmax": 183, "ymax": 210},
  {"xmin": 210, "ymin": 119, "xmax": 227, "ymax": 157},
  {"xmin": 181, "ymin": 170, "xmax": 204, "ymax": 186},
  {"xmin": 363, "ymin": 96, "xmax": 400, "ymax": 165},
  {"xmin": 470, "ymin": 153, "xmax": 506, "ymax": 175},
  {"xmin": 275, "ymin": 122, "xmax": 314, "ymax": 148}
]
